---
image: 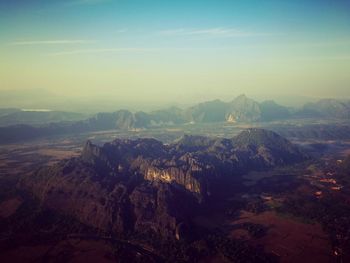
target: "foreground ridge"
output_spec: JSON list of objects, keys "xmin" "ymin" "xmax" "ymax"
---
[{"xmin": 22, "ymin": 128, "xmax": 306, "ymax": 240}]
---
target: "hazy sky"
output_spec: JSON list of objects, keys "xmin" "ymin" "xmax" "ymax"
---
[{"xmin": 1, "ymin": 0, "xmax": 350, "ymax": 111}]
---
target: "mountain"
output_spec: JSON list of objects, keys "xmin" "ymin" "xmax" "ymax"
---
[
  {"xmin": 259, "ymin": 100, "xmax": 291, "ymax": 121},
  {"xmin": 186, "ymin": 99, "xmax": 227, "ymax": 122},
  {"xmin": 296, "ymin": 99, "xmax": 350, "ymax": 119},
  {"xmin": 90, "ymin": 110, "xmax": 135, "ymax": 130},
  {"xmin": 186, "ymin": 95, "xmax": 289, "ymax": 123},
  {"xmin": 0, "ymin": 110, "xmax": 139, "ymax": 143},
  {"xmin": 226, "ymin": 94, "xmax": 262, "ymax": 122},
  {"xmin": 132, "ymin": 107, "xmax": 187, "ymax": 128},
  {"xmin": 21, "ymin": 129, "xmax": 306, "ymax": 240},
  {"xmin": 0, "ymin": 110, "xmax": 87, "ymax": 127},
  {"xmin": 2, "ymin": 95, "xmax": 350, "ymax": 144},
  {"xmin": 232, "ymin": 128, "xmax": 305, "ymax": 165}
]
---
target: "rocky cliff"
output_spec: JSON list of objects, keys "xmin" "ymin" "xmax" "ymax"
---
[{"xmin": 21, "ymin": 129, "xmax": 306, "ymax": 239}]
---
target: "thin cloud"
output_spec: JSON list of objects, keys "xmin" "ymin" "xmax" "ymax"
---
[
  {"xmin": 293, "ymin": 55, "xmax": 350, "ymax": 61},
  {"xmin": 47, "ymin": 47, "xmax": 209, "ymax": 56},
  {"xmin": 48, "ymin": 48, "xmax": 157, "ymax": 56},
  {"xmin": 296, "ymin": 39, "xmax": 350, "ymax": 48},
  {"xmin": 64, "ymin": 0, "xmax": 111, "ymax": 6},
  {"xmin": 158, "ymin": 27, "xmax": 272, "ymax": 38},
  {"xmin": 9, "ymin": 40, "xmax": 95, "ymax": 46},
  {"xmin": 116, "ymin": 28, "xmax": 128, "ymax": 34}
]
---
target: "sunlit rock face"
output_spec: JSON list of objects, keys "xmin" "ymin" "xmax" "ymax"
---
[
  {"xmin": 226, "ymin": 114, "xmax": 237, "ymax": 123},
  {"xmin": 144, "ymin": 167, "xmax": 202, "ymax": 194},
  {"xmin": 22, "ymin": 129, "xmax": 306, "ymax": 239},
  {"xmin": 225, "ymin": 94, "xmax": 262, "ymax": 122}
]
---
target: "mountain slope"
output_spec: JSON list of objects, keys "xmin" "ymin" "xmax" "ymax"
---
[
  {"xmin": 21, "ymin": 129, "xmax": 306, "ymax": 240},
  {"xmin": 226, "ymin": 94, "xmax": 262, "ymax": 122},
  {"xmin": 186, "ymin": 99, "xmax": 227, "ymax": 122},
  {"xmin": 260, "ymin": 100, "xmax": 291, "ymax": 121}
]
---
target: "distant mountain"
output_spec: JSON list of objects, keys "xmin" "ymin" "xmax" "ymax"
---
[
  {"xmin": 0, "ymin": 110, "xmax": 87, "ymax": 126},
  {"xmin": 260, "ymin": 100, "xmax": 291, "ymax": 121},
  {"xmin": 296, "ymin": 99, "xmax": 350, "ymax": 119},
  {"xmin": 0, "ymin": 110, "xmax": 134, "ymax": 143},
  {"xmin": 0, "ymin": 108, "xmax": 21, "ymax": 117},
  {"xmin": 1, "ymin": 95, "xmax": 350, "ymax": 144},
  {"xmin": 21, "ymin": 129, "xmax": 306, "ymax": 240},
  {"xmin": 226, "ymin": 94, "xmax": 262, "ymax": 122},
  {"xmin": 186, "ymin": 99, "xmax": 227, "ymax": 122},
  {"xmin": 89, "ymin": 110, "xmax": 135, "ymax": 130},
  {"xmin": 133, "ymin": 106, "xmax": 187, "ymax": 128},
  {"xmin": 186, "ymin": 95, "xmax": 289, "ymax": 123},
  {"xmin": 187, "ymin": 96, "xmax": 350, "ymax": 122}
]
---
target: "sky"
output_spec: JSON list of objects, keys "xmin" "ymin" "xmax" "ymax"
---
[{"xmin": 0, "ymin": 0, "xmax": 350, "ymax": 111}]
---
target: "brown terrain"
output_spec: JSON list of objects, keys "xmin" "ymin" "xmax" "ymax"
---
[
  {"xmin": 0, "ymin": 238, "xmax": 116, "ymax": 263},
  {"xmin": 230, "ymin": 211, "xmax": 332, "ymax": 263}
]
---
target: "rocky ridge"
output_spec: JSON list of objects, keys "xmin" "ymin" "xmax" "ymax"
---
[{"xmin": 21, "ymin": 129, "xmax": 306, "ymax": 239}]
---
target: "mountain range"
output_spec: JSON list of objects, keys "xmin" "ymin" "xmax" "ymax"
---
[
  {"xmin": 0, "ymin": 109, "xmax": 87, "ymax": 127},
  {"xmin": 21, "ymin": 129, "xmax": 306, "ymax": 240},
  {"xmin": 0, "ymin": 95, "xmax": 350, "ymax": 143}
]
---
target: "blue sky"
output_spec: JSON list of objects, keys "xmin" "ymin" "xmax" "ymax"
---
[
  {"xmin": 0, "ymin": 0, "xmax": 350, "ymax": 109},
  {"xmin": 1, "ymin": 0, "xmax": 349, "ymax": 43}
]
